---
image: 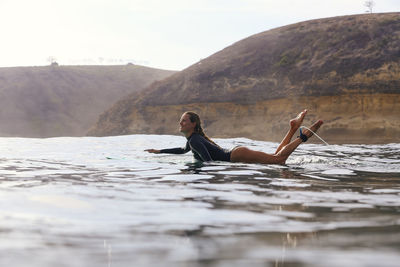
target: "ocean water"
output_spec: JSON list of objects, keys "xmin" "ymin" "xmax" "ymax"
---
[{"xmin": 0, "ymin": 135, "xmax": 399, "ymax": 267}]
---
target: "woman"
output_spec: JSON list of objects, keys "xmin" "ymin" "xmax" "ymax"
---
[{"xmin": 145, "ymin": 110, "xmax": 323, "ymax": 164}]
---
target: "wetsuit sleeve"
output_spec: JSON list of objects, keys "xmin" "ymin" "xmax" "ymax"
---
[
  {"xmin": 189, "ymin": 137, "xmax": 212, "ymax": 161},
  {"xmin": 159, "ymin": 142, "xmax": 190, "ymax": 154}
]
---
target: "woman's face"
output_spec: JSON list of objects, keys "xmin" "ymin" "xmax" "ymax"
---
[{"xmin": 179, "ymin": 113, "xmax": 196, "ymax": 134}]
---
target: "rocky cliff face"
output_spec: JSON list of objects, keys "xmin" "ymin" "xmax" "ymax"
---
[
  {"xmin": 89, "ymin": 13, "xmax": 400, "ymax": 144},
  {"xmin": 0, "ymin": 65, "xmax": 175, "ymax": 137}
]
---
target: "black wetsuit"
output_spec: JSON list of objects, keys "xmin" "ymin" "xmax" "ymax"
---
[{"xmin": 159, "ymin": 133, "xmax": 231, "ymax": 162}]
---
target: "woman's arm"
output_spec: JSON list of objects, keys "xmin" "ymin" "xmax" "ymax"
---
[
  {"xmin": 145, "ymin": 142, "xmax": 190, "ymax": 154},
  {"xmin": 144, "ymin": 149, "xmax": 161, "ymax": 153},
  {"xmin": 159, "ymin": 147, "xmax": 187, "ymax": 154}
]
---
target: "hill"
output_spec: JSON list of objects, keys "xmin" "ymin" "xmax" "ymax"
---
[
  {"xmin": 88, "ymin": 13, "xmax": 400, "ymax": 143},
  {"xmin": 0, "ymin": 65, "xmax": 175, "ymax": 137}
]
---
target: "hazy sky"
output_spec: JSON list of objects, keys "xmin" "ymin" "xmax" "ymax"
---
[{"xmin": 1, "ymin": 0, "xmax": 399, "ymax": 70}]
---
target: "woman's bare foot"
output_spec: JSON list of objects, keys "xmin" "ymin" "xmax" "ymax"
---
[
  {"xmin": 301, "ymin": 120, "xmax": 324, "ymax": 139},
  {"xmin": 290, "ymin": 109, "xmax": 307, "ymax": 131}
]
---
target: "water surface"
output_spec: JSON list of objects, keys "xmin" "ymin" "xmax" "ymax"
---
[{"xmin": 0, "ymin": 135, "xmax": 399, "ymax": 267}]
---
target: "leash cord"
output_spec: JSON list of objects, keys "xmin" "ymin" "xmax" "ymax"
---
[{"xmin": 300, "ymin": 126, "xmax": 330, "ymax": 146}]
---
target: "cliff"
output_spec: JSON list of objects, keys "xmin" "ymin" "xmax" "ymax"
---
[
  {"xmin": 0, "ymin": 65, "xmax": 175, "ymax": 137},
  {"xmin": 89, "ymin": 13, "xmax": 400, "ymax": 143}
]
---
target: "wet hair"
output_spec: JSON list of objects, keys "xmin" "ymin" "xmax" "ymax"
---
[{"xmin": 184, "ymin": 111, "xmax": 218, "ymax": 146}]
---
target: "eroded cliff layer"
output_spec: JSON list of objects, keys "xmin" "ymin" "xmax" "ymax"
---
[{"xmin": 90, "ymin": 94, "xmax": 400, "ymax": 144}]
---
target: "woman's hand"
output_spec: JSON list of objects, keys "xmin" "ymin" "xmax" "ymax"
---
[{"xmin": 145, "ymin": 149, "xmax": 160, "ymax": 154}]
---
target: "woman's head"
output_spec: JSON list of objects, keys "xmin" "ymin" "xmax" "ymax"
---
[
  {"xmin": 180, "ymin": 111, "xmax": 218, "ymax": 145},
  {"xmin": 184, "ymin": 111, "xmax": 202, "ymax": 132},
  {"xmin": 179, "ymin": 111, "xmax": 200, "ymax": 135}
]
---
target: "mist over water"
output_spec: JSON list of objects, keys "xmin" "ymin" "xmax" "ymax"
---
[{"xmin": 0, "ymin": 135, "xmax": 399, "ymax": 267}]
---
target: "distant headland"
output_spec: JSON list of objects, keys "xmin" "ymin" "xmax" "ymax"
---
[
  {"xmin": 0, "ymin": 65, "xmax": 175, "ymax": 137},
  {"xmin": 88, "ymin": 13, "xmax": 400, "ymax": 144}
]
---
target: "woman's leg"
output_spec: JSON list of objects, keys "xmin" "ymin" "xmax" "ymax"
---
[
  {"xmin": 230, "ymin": 146, "xmax": 285, "ymax": 164},
  {"xmin": 231, "ymin": 120, "xmax": 323, "ymax": 164},
  {"xmin": 275, "ymin": 109, "xmax": 307, "ymax": 154}
]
